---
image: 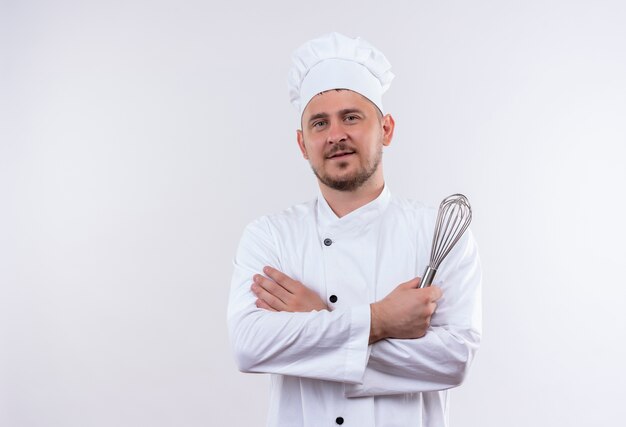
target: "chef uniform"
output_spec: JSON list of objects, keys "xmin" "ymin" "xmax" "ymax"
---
[{"xmin": 227, "ymin": 33, "xmax": 482, "ymax": 427}]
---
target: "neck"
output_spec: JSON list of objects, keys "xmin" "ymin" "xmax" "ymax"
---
[{"xmin": 319, "ymin": 176, "xmax": 385, "ymax": 218}]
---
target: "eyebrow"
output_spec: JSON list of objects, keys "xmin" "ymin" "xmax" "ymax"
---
[
  {"xmin": 338, "ymin": 108, "xmax": 365, "ymax": 116},
  {"xmin": 307, "ymin": 112, "xmax": 329, "ymax": 124},
  {"xmin": 307, "ymin": 108, "xmax": 366, "ymax": 125}
]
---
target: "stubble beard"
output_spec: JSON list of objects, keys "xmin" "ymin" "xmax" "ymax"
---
[{"xmin": 310, "ymin": 143, "xmax": 383, "ymax": 192}]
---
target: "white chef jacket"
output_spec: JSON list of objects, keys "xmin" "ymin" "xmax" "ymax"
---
[{"xmin": 228, "ymin": 185, "xmax": 482, "ymax": 427}]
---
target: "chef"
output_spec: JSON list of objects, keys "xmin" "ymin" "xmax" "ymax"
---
[{"xmin": 227, "ymin": 32, "xmax": 482, "ymax": 427}]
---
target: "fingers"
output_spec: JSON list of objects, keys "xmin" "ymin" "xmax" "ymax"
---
[
  {"xmin": 252, "ymin": 274, "xmax": 291, "ymax": 311},
  {"xmin": 251, "ymin": 281, "xmax": 284, "ymax": 310},
  {"xmin": 428, "ymin": 285, "xmax": 443, "ymax": 302},
  {"xmin": 263, "ymin": 266, "xmax": 297, "ymax": 292},
  {"xmin": 399, "ymin": 277, "xmax": 421, "ymax": 289},
  {"xmin": 398, "ymin": 278, "xmax": 442, "ymax": 300},
  {"xmin": 256, "ymin": 298, "xmax": 277, "ymax": 312},
  {"xmin": 255, "ymin": 273, "xmax": 292, "ymax": 300}
]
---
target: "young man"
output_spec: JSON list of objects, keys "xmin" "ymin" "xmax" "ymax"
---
[{"xmin": 228, "ymin": 32, "xmax": 482, "ymax": 427}]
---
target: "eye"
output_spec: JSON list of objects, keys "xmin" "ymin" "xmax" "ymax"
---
[
  {"xmin": 312, "ymin": 120, "xmax": 327, "ymax": 129},
  {"xmin": 344, "ymin": 115, "xmax": 360, "ymax": 122}
]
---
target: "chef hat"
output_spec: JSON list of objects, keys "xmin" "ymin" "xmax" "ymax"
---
[{"xmin": 288, "ymin": 32, "xmax": 394, "ymax": 117}]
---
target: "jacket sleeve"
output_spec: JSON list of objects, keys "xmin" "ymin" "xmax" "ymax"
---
[
  {"xmin": 227, "ymin": 217, "xmax": 371, "ymax": 384},
  {"xmin": 344, "ymin": 230, "xmax": 482, "ymax": 397}
]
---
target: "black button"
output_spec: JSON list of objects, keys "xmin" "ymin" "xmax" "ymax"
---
[
  {"xmin": 323, "ymin": 238, "xmax": 333, "ymax": 246},
  {"xmin": 336, "ymin": 417, "xmax": 344, "ymax": 425},
  {"xmin": 329, "ymin": 295, "xmax": 338, "ymax": 303}
]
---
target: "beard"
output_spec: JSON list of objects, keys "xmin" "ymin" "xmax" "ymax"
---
[{"xmin": 310, "ymin": 142, "xmax": 383, "ymax": 192}]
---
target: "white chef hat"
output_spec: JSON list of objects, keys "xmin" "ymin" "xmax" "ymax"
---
[{"xmin": 288, "ymin": 32, "xmax": 394, "ymax": 117}]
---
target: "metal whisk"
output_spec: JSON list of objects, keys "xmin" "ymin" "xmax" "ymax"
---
[{"xmin": 419, "ymin": 194, "xmax": 472, "ymax": 288}]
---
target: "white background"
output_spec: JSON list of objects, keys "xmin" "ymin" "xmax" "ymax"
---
[{"xmin": 2, "ymin": 0, "xmax": 625, "ymax": 426}]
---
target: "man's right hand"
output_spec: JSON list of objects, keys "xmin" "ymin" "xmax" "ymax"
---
[{"xmin": 369, "ymin": 277, "xmax": 442, "ymax": 344}]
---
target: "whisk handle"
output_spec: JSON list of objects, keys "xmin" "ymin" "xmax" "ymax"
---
[{"xmin": 419, "ymin": 266, "xmax": 437, "ymax": 288}]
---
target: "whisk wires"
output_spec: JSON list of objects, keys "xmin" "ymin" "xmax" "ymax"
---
[{"xmin": 429, "ymin": 194, "xmax": 472, "ymax": 269}]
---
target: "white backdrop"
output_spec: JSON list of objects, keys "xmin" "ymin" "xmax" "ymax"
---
[{"xmin": 2, "ymin": 1, "xmax": 625, "ymax": 426}]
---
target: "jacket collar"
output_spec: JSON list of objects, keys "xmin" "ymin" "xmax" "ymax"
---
[{"xmin": 316, "ymin": 184, "xmax": 391, "ymax": 233}]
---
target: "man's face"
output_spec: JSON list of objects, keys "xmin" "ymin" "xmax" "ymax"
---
[{"xmin": 297, "ymin": 90, "xmax": 394, "ymax": 192}]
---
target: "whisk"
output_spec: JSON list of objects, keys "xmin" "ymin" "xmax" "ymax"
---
[{"xmin": 419, "ymin": 194, "xmax": 472, "ymax": 288}]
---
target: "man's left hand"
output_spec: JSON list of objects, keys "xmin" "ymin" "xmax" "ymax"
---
[{"xmin": 251, "ymin": 266, "xmax": 328, "ymax": 312}]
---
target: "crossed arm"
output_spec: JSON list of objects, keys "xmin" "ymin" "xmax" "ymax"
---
[
  {"xmin": 228, "ymin": 220, "xmax": 481, "ymax": 394},
  {"xmin": 251, "ymin": 266, "xmax": 442, "ymax": 345}
]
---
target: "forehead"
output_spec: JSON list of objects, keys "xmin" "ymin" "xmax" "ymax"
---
[{"xmin": 301, "ymin": 89, "xmax": 378, "ymax": 119}]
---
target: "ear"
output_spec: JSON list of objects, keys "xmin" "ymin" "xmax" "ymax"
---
[
  {"xmin": 296, "ymin": 129, "xmax": 309, "ymax": 159},
  {"xmin": 381, "ymin": 114, "xmax": 395, "ymax": 147}
]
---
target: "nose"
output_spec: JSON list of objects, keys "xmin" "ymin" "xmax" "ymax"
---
[{"xmin": 326, "ymin": 120, "xmax": 347, "ymax": 144}]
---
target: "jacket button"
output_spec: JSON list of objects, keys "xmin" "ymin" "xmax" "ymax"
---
[
  {"xmin": 335, "ymin": 417, "xmax": 344, "ymax": 425},
  {"xmin": 323, "ymin": 238, "xmax": 333, "ymax": 246},
  {"xmin": 329, "ymin": 295, "xmax": 338, "ymax": 303}
]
